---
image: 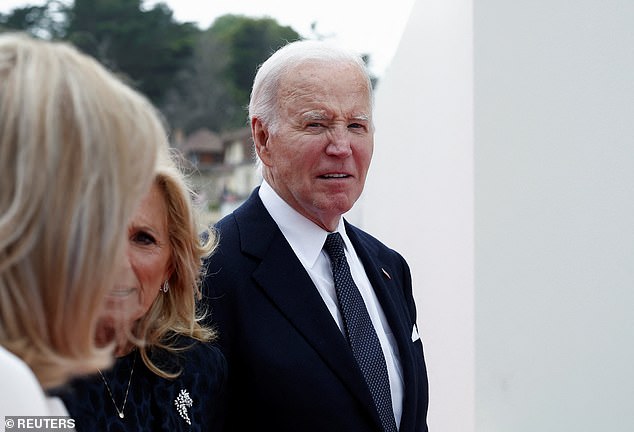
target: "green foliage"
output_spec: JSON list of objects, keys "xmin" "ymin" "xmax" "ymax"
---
[
  {"xmin": 160, "ymin": 30, "xmax": 237, "ymax": 134},
  {"xmin": 0, "ymin": 2, "xmax": 311, "ymax": 133},
  {"xmin": 65, "ymin": 0, "xmax": 199, "ymax": 104},
  {"xmin": 161, "ymin": 14, "xmax": 302, "ymax": 132},
  {"xmin": 208, "ymin": 15, "xmax": 301, "ymax": 127},
  {"xmin": 0, "ymin": 0, "xmax": 66, "ymax": 39}
]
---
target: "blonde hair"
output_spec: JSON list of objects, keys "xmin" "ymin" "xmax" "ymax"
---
[
  {"xmin": 135, "ymin": 149, "xmax": 217, "ymax": 378},
  {"xmin": 0, "ymin": 33, "xmax": 163, "ymax": 389}
]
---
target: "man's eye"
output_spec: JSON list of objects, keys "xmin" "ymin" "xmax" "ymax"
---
[
  {"xmin": 307, "ymin": 122, "xmax": 324, "ymax": 128},
  {"xmin": 132, "ymin": 231, "xmax": 156, "ymax": 245},
  {"xmin": 348, "ymin": 123, "xmax": 364, "ymax": 129}
]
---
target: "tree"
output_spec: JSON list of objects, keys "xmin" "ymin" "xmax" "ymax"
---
[
  {"xmin": 0, "ymin": 0, "xmax": 66, "ymax": 39},
  {"xmin": 161, "ymin": 30, "xmax": 237, "ymax": 134},
  {"xmin": 209, "ymin": 15, "xmax": 301, "ymax": 126},
  {"xmin": 1, "ymin": 3, "xmax": 306, "ymax": 133},
  {"xmin": 64, "ymin": 0, "xmax": 199, "ymax": 104},
  {"xmin": 162, "ymin": 14, "xmax": 302, "ymax": 132}
]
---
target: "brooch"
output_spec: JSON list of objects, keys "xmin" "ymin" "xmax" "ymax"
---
[{"xmin": 175, "ymin": 389, "xmax": 193, "ymax": 425}]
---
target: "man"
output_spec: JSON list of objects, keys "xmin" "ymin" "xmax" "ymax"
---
[{"xmin": 203, "ymin": 40, "xmax": 428, "ymax": 432}]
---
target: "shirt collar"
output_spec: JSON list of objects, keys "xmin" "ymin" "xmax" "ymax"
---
[{"xmin": 259, "ymin": 180, "xmax": 346, "ymax": 268}]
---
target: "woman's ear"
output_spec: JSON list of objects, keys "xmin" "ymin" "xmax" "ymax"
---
[
  {"xmin": 252, "ymin": 117, "xmax": 272, "ymax": 166},
  {"xmin": 163, "ymin": 261, "xmax": 174, "ymax": 290}
]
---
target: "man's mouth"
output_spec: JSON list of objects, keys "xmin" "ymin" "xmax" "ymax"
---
[{"xmin": 320, "ymin": 173, "xmax": 350, "ymax": 179}]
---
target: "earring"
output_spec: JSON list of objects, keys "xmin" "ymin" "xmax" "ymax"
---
[{"xmin": 161, "ymin": 280, "xmax": 169, "ymax": 293}]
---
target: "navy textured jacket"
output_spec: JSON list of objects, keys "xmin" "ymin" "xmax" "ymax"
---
[{"xmin": 55, "ymin": 339, "xmax": 226, "ymax": 431}]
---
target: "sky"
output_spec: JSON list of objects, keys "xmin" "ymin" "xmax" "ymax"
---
[{"xmin": 0, "ymin": 0, "xmax": 416, "ymax": 76}]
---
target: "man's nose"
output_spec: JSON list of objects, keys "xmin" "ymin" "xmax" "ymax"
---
[{"xmin": 325, "ymin": 127, "xmax": 353, "ymax": 156}]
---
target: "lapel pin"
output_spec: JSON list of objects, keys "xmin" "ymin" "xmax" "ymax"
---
[{"xmin": 381, "ymin": 268, "xmax": 391, "ymax": 280}]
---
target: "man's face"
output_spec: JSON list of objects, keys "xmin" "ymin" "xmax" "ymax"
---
[{"xmin": 256, "ymin": 61, "xmax": 374, "ymax": 231}]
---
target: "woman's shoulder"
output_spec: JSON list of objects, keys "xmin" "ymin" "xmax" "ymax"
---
[
  {"xmin": 181, "ymin": 338, "xmax": 224, "ymax": 362},
  {"xmin": 149, "ymin": 337, "xmax": 226, "ymax": 381},
  {"xmin": 181, "ymin": 339, "xmax": 226, "ymax": 378},
  {"xmin": 154, "ymin": 334, "xmax": 223, "ymax": 357},
  {"xmin": 0, "ymin": 345, "xmax": 50, "ymax": 415}
]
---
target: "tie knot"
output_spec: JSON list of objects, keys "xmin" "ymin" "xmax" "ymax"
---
[{"xmin": 323, "ymin": 232, "xmax": 345, "ymax": 260}]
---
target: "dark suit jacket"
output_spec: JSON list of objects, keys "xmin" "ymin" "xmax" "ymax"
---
[{"xmin": 203, "ymin": 188, "xmax": 428, "ymax": 432}]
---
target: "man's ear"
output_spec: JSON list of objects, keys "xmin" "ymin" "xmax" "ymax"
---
[{"xmin": 252, "ymin": 117, "xmax": 272, "ymax": 166}]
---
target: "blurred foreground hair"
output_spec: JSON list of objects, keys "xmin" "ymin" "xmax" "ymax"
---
[{"xmin": 0, "ymin": 33, "xmax": 165, "ymax": 389}]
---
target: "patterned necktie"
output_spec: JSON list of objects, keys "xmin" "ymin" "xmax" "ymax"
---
[{"xmin": 323, "ymin": 232, "xmax": 398, "ymax": 432}]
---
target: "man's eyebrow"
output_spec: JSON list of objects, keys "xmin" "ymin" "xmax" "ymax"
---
[
  {"xmin": 302, "ymin": 111, "xmax": 328, "ymax": 121},
  {"xmin": 352, "ymin": 114, "xmax": 370, "ymax": 122},
  {"xmin": 300, "ymin": 111, "xmax": 370, "ymax": 122}
]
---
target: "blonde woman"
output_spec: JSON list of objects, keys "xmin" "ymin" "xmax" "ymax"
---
[
  {"xmin": 0, "ymin": 33, "xmax": 162, "ymax": 414},
  {"xmin": 56, "ymin": 150, "xmax": 227, "ymax": 431}
]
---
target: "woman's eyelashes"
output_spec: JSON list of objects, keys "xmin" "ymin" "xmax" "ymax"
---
[{"xmin": 131, "ymin": 230, "xmax": 156, "ymax": 246}]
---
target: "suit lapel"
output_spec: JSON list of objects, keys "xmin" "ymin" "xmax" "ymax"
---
[
  {"xmin": 345, "ymin": 222, "xmax": 421, "ymax": 431},
  {"xmin": 233, "ymin": 193, "xmax": 380, "ymax": 425}
]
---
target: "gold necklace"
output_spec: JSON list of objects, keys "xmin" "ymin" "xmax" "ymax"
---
[{"xmin": 98, "ymin": 351, "xmax": 137, "ymax": 419}]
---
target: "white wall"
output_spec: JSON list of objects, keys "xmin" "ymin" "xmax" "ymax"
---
[
  {"xmin": 361, "ymin": 0, "xmax": 475, "ymax": 430},
  {"xmin": 474, "ymin": 1, "xmax": 634, "ymax": 430},
  {"xmin": 361, "ymin": 1, "xmax": 634, "ymax": 431}
]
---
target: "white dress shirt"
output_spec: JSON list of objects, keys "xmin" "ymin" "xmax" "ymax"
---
[{"xmin": 259, "ymin": 181, "xmax": 404, "ymax": 427}]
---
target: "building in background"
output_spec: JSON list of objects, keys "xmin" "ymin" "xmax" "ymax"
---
[{"xmin": 174, "ymin": 126, "xmax": 260, "ymax": 225}]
